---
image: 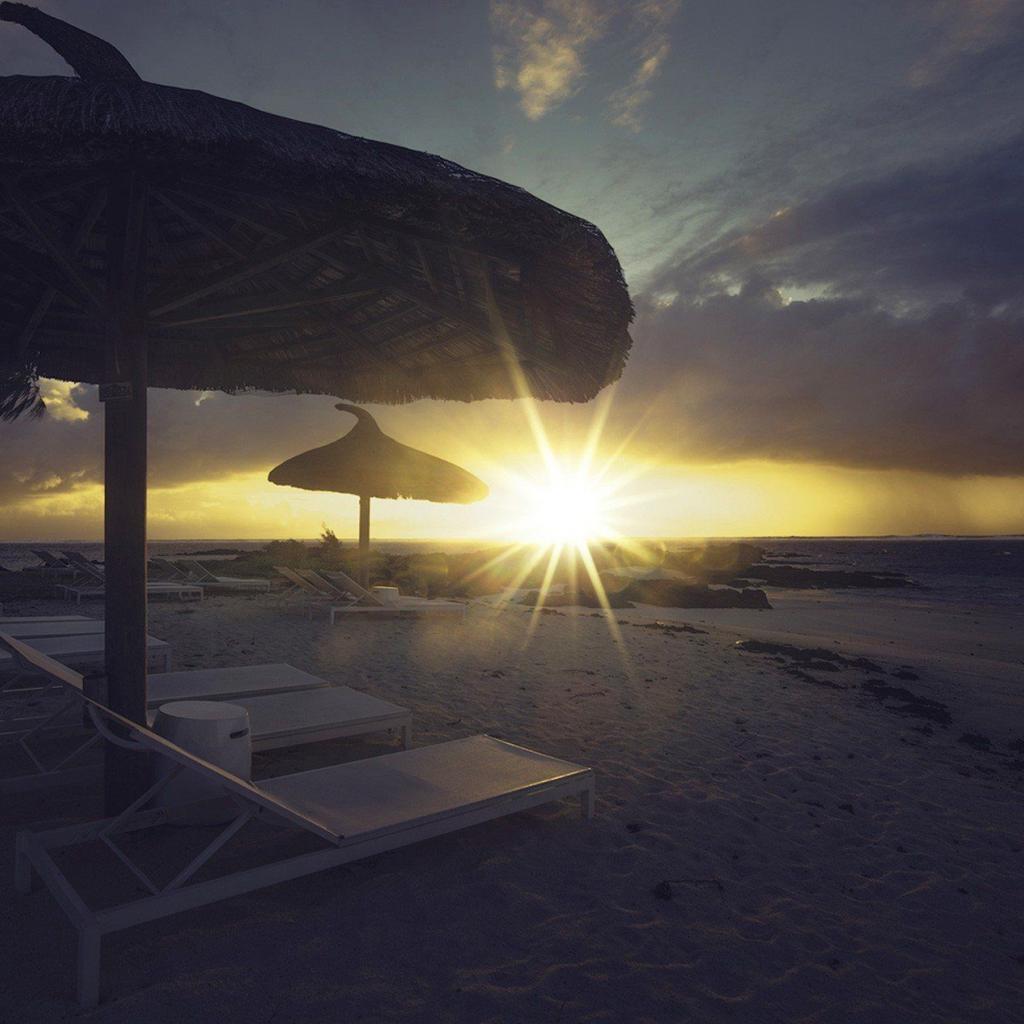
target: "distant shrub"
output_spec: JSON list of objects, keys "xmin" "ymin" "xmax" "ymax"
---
[
  {"xmin": 263, "ymin": 539, "xmax": 311, "ymax": 567},
  {"xmin": 319, "ymin": 526, "xmax": 344, "ymax": 568}
]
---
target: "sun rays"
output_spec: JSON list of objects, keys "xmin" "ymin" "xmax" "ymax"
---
[{"xmin": 449, "ymin": 383, "xmax": 661, "ymax": 675}]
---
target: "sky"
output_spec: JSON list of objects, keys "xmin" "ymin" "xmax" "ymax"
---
[{"xmin": 2, "ymin": 0, "xmax": 1023, "ymax": 541}]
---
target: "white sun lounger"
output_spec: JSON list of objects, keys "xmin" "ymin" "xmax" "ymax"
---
[
  {"xmin": 0, "ymin": 633, "xmax": 171, "ymax": 673},
  {"xmin": 145, "ymin": 664, "xmax": 412, "ymax": 749},
  {"xmin": 29, "ymin": 550, "xmax": 77, "ymax": 577},
  {"xmin": 330, "ymin": 596, "xmax": 466, "ymax": 623},
  {"xmin": 59, "ymin": 552, "xmax": 203, "ymax": 603},
  {"xmin": 275, "ymin": 565, "xmax": 335, "ymax": 599},
  {"xmin": 273, "ymin": 566, "xmax": 353, "ymax": 618},
  {"xmin": 146, "ymin": 662, "xmax": 328, "ymax": 704},
  {"xmin": 275, "ymin": 567, "xmax": 465, "ymax": 622},
  {"xmin": 183, "ymin": 560, "xmax": 271, "ymax": 592},
  {"xmin": 0, "ymin": 640, "xmax": 411, "ymax": 789},
  {"xmin": 0, "ymin": 615, "xmax": 91, "ymax": 625},
  {"xmin": 0, "ymin": 618, "xmax": 104, "ymax": 638},
  {"xmin": 60, "ymin": 581, "xmax": 204, "ymax": 604},
  {"xmin": 14, "ymin": 673, "xmax": 592, "ymax": 1007}
]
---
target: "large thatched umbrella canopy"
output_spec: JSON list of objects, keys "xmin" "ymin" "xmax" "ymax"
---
[
  {"xmin": 0, "ymin": 3, "xmax": 633, "ymax": 808},
  {"xmin": 0, "ymin": 4, "xmax": 633, "ymax": 407},
  {"xmin": 269, "ymin": 404, "xmax": 488, "ymax": 585}
]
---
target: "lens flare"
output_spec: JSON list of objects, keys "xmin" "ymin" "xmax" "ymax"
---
[{"xmin": 521, "ymin": 472, "xmax": 612, "ymax": 546}]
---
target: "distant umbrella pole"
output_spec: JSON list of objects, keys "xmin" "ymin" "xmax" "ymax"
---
[{"xmin": 358, "ymin": 494, "xmax": 371, "ymax": 587}]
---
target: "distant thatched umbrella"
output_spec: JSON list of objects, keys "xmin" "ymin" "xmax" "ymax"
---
[
  {"xmin": 269, "ymin": 404, "xmax": 488, "ymax": 585},
  {"xmin": 0, "ymin": 3, "xmax": 632, "ymax": 809}
]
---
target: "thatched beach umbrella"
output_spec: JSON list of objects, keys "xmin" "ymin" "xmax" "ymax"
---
[
  {"xmin": 269, "ymin": 404, "xmax": 488, "ymax": 586},
  {"xmin": 0, "ymin": 4, "xmax": 633, "ymax": 808}
]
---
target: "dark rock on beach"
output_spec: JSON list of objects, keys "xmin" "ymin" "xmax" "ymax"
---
[
  {"xmin": 635, "ymin": 621, "xmax": 708, "ymax": 635},
  {"xmin": 860, "ymin": 680, "xmax": 952, "ymax": 727},
  {"xmin": 735, "ymin": 640, "xmax": 883, "ymax": 673},
  {"xmin": 622, "ymin": 579, "xmax": 771, "ymax": 609},
  {"xmin": 521, "ymin": 577, "xmax": 770, "ymax": 610},
  {"xmin": 733, "ymin": 564, "xmax": 918, "ymax": 590}
]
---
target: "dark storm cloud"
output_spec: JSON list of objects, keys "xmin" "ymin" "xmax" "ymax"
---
[
  {"xmin": 0, "ymin": 387, "xmax": 350, "ymax": 505},
  {"xmin": 623, "ymin": 133, "xmax": 1024, "ymax": 475},
  {"xmin": 662, "ymin": 132, "xmax": 1024, "ymax": 311}
]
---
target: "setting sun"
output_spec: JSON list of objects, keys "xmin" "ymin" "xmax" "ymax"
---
[{"xmin": 525, "ymin": 475, "xmax": 611, "ymax": 546}]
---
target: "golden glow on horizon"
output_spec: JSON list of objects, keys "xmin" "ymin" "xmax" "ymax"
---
[{"xmin": 5, "ymin": 461, "xmax": 1024, "ymax": 541}]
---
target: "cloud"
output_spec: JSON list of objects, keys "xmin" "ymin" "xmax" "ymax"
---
[
  {"xmin": 617, "ymin": 132, "xmax": 1024, "ymax": 476},
  {"xmin": 490, "ymin": 0, "xmax": 610, "ymax": 119},
  {"xmin": 37, "ymin": 380, "xmax": 90, "ymax": 422},
  {"xmin": 663, "ymin": 131, "xmax": 1024, "ymax": 317},
  {"xmin": 649, "ymin": 7, "xmax": 1024, "ymax": 268},
  {"xmin": 908, "ymin": 0, "xmax": 1018, "ymax": 88},
  {"xmin": 608, "ymin": 0, "xmax": 680, "ymax": 131}
]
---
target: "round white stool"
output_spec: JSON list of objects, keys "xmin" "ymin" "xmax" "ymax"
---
[
  {"xmin": 371, "ymin": 585, "xmax": 400, "ymax": 605},
  {"xmin": 152, "ymin": 700, "xmax": 251, "ymax": 824}
]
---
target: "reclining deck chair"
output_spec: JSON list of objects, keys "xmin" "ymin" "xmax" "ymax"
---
[
  {"xmin": 273, "ymin": 566, "xmax": 344, "ymax": 618},
  {"xmin": 60, "ymin": 552, "xmax": 203, "ymax": 604},
  {"xmin": 0, "ymin": 636, "xmax": 411, "ymax": 792},
  {"xmin": 1, "ymin": 617, "xmax": 105, "ymax": 639},
  {"xmin": 297, "ymin": 568, "xmax": 465, "ymax": 622},
  {"xmin": 13, "ymin": 647, "xmax": 593, "ymax": 1008},
  {"xmin": 0, "ymin": 615, "xmax": 91, "ymax": 627},
  {"xmin": 29, "ymin": 550, "xmax": 77, "ymax": 577},
  {"xmin": 182, "ymin": 560, "xmax": 271, "ymax": 592}
]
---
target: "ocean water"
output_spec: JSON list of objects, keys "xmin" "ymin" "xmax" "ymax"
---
[
  {"xmin": 751, "ymin": 537, "xmax": 1024, "ymax": 609},
  {"xmin": 3, "ymin": 537, "xmax": 1022, "ymax": 608}
]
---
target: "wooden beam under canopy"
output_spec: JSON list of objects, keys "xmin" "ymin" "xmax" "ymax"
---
[
  {"xmin": 0, "ymin": 235, "xmax": 99, "ymax": 315},
  {"xmin": 13, "ymin": 189, "xmax": 107, "ymax": 357},
  {"xmin": 150, "ymin": 280, "xmax": 378, "ymax": 327},
  {"xmin": 145, "ymin": 217, "xmax": 363, "ymax": 316},
  {"xmin": 3, "ymin": 183, "xmax": 105, "ymax": 312},
  {"xmin": 151, "ymin": 189, "xmax": 245, "ymax": 258}
]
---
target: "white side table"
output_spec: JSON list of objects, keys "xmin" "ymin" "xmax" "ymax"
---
[{"xmin": 152, "ymin": 700, "xmax": 251, "ymax": 824}]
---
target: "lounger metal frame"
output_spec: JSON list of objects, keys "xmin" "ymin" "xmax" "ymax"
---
[
  {"xmin": 0, "ymin": 634, "xmax": 170, "ymax": 793},
  {"xmin": 16, "ymin": 703, "xmax": 594, "ymax": 1008}
]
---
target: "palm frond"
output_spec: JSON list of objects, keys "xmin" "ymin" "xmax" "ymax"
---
[{"xmin": 0, "ymin": 363, "xmax": 45, "ymax": 421}]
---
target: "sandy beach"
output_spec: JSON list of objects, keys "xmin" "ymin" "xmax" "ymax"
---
[{"xmin": 2, "ymin": 583, "xmax": 1021, "ymax": 1023}]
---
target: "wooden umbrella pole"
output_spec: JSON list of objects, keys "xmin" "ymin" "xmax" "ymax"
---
[
  {"xmin": 102, "ymin": 172, "xmax": 149, "ymax": 815},
  {"xmin": 359, "ymin": 494, "xmax": 371, "ymax": 588}
]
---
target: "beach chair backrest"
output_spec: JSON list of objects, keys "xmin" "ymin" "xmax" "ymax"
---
[
  {"xmin": 150, "ymin": 557, "xmax": 185, "ymax": 580},
  {"xmin": 0, "ymin": 632, "xmax": 85, "ymax": 692},
  {"xmin": 184, "ymin": 560, "xmax": 217, "ymax": 582},
  {"xmin": 32, "ymin": 549, "xmax": 62, "ymax": 567},
  {"xmin": 274, "ymin": 566, "xmax": 323, "ymax": 596},
  {"xmin": 321, "ymin": 568, "xmax": 384, "ymax": 606},
  {"xmin": 62, "ymin": 551, "xmax": 104, "ymax": 581},
  {"xmin": 295, "ymin": 569, "xmax": 342, "ymax": 597}
]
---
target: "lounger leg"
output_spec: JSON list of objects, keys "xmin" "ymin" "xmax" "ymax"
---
[
  {"xmin": 580, "ymin": 786, "xmax": 595, "ymax": 820},
  {"xmin": 14, "ymin": 835, "xmax": 33, "ymax": 893},
  {"xmin": 399, "ymin": 723, "xmax": 410, "ymax": 750},
  {"xmin": 77, "ymin": 926, "xmax": 101, "ymax": 1009}
]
